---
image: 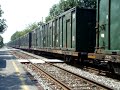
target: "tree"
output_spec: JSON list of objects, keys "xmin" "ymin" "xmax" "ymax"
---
[
  {"xmin": 0, "ymin": 5, "xmax": 7, "ymax": 33},
  {"xmin": 59, "ymin": 0, "xmax": 68, "ymax": 12},
  {"xmin": 83, "ymin": 0, "xmax": 96, "ymax": 8},
  {"xmin": 45, "ymin": 0, "xmax": 96, "ymax": 22},
  {"xmin": 11, "ymin": 22, "xmax": 39, "ymax": 41},
  {"xmin": 11, "ymin": 31, "xmax": 20, "ymax": 41},
  {"xmin": 0, "ymin": 35, "xmax": 3, "ymax": 48}
]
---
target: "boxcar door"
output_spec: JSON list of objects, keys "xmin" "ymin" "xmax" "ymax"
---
[
  {"xmin": 66, "ymin": 12, "xmax": 71, "ymax": 49},
  {"xmin": 52, "ymin": 21, "xmax": 56, "ymax": 48},
  {"xmin": 71, "ymin": 11, "xmax": 76, "ymax": 50},
  {"xmin": 56, "ymin": 19, "xmax": 60, "ymax": 48},
  {"xmin": 63, "ymin": 15, "xmax": 67, "ymax": 49},
  {"xmin": 98, "ymin": 0, "xmax": 109, "ymax": 51},
  {"xmin": 99, "ymin": 0, "xmax": 120, "ymax": 52},
  {"xmin": 49, "ymin": 22, "xmax": 52, "ymax": 48},
  {"xmin": 43, "ymin": 25, "xmax": 45, "ymax": 48},
  {"xmin": 59, "ymin": 17, "xmax": 63, "ymax": 48},
  {"xmin": 110, "ymin": 0, "xmax": 120, "ymax": 50},
  {"xmin": 66, "ymin": 18, "xmax": 71, "ymax": 49}
]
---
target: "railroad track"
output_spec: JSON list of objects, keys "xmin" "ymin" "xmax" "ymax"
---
[
  {"xmin": 10, "ymin": 50, "xmax": 110, "ymax": 76},
  {"xmin": 10, "ymin": 50, "xmax": 113, "ymax": 90},
  {"xmin": 10, "ymin": 50, "xmax": 37, "ymax": 59},
  {"xmin": 25, "ymin": 63, "xmax": 71, "ymax": 90},
  {"xmin": 35, "ymin": 63, "xmax": 108, "ymax": 90}
]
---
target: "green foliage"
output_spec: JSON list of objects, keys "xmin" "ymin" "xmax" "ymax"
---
[
  {"xmin": 45, "ymin": 15, "xmax": 52, "ymax": 22},
  {"xmin": 11, "ymin": 0, "xmax": 96, "ymax": 40},
  {"xmin": 11, "ymin": 22, "xmax": 38, "ymax": 41},
  {"xmin": 82, "ymin": 0, "xmax": 96, "ymax": 8},
  {"xmin": 50, "ymin": 4, "xmax": 61, "ymax": 16},
  {"xmin": 45, "ymin": 0, "xmax": 96, "ymax": 22},
  {"xmin": 38, "ymin": 21, "xmax": 44, "ymax": 26},
  {"xmin": 59, "ymin": 0, "xmax": 68, "ymax": 12},
  {"xmin": 0, "ymin": 5, "xmax": 7, "ymax": 33},
  {"xmin": 11, "ymin": 31, "xmax": 20, "ymax": 41},
  {"xmin": 0, "ymin": 35, "xmax": 3, "ymax": 48}
]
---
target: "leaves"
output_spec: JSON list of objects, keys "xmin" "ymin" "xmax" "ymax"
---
[
  {"xmin": 0, "ymin": 35, "xmax": 3, "ymax": 47},
  {"xmin": 0, "ymin": 5, "xmax": 7, "ymax": 33},
  {"xmin": 11, "ymin": 22, "xmax": 38, "ymax": 41},
  {"xmin": 45, "ymin": 0, "xmax": 96, "ymax": 22},
  {"xmin": 45, "ymin": 16, "xmax": 52, "ymax": 22},
  {"xmin": 11, "ymin": 0, "xmax": 96, "ymax": 40},
  {"xmin": 83, "ymin": 0, "xmax": 96, "ymax": 8}
]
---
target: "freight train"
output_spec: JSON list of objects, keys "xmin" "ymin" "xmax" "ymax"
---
[{"xmin": 7, "ymin": 0, "xmax": 120, "ymax": 75}]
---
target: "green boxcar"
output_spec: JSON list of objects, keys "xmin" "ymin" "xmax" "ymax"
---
[
  {"xmin": 97, "ymin": 0, "xmax": 120, "ymax": 54},
  {"xmin": 59, "ymin": 7, "xmax": 96, "ymax": 52},
  {"xmin": 35, "ymin": 7, "xmax": 96, "ymax": 52}
]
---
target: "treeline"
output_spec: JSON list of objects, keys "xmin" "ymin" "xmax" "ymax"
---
[
  {"xmin": 11, "ymin": 0, "xmax": 96, "ymax": 41},
  {"xmin": 0, "ymin": 35, "xmax": 3, "ymax": 48},
  {"xmin": 45, "ymin": 0, "xmax": 96, "ymax": 22},
  {"xmin": 0, "ymin": 5, "xmax": 7, "ymax": 33},
  {"xmin": 11, "ymin": 23, "xmax": 39, "ymax": 41}
]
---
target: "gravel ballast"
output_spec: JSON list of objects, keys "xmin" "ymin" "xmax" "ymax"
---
[{"xmin": 54, "ymin": 63, "xmax": 120, "ymax": 90}]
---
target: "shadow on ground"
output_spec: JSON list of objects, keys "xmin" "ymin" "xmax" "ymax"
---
[{"xmin": 0, "ymin": 72, "xmax": 37, "ymax": 90}]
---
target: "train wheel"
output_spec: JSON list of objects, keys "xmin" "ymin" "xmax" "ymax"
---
[
  {"xmin": 64, "ymin": 55, "xmax": 72, "ymax": 63},
  {"xmin": 108, "ymin": 61, "xmax": 115, "ymax": 74},
  {"xmin": 108, "ymin": 62, "xmax": 120, "ymax": 75}
]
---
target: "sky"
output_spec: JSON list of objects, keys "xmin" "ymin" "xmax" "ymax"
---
[{"xmin": 0, "ymin": 0, "xmax": 60, "ymax": 43}]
